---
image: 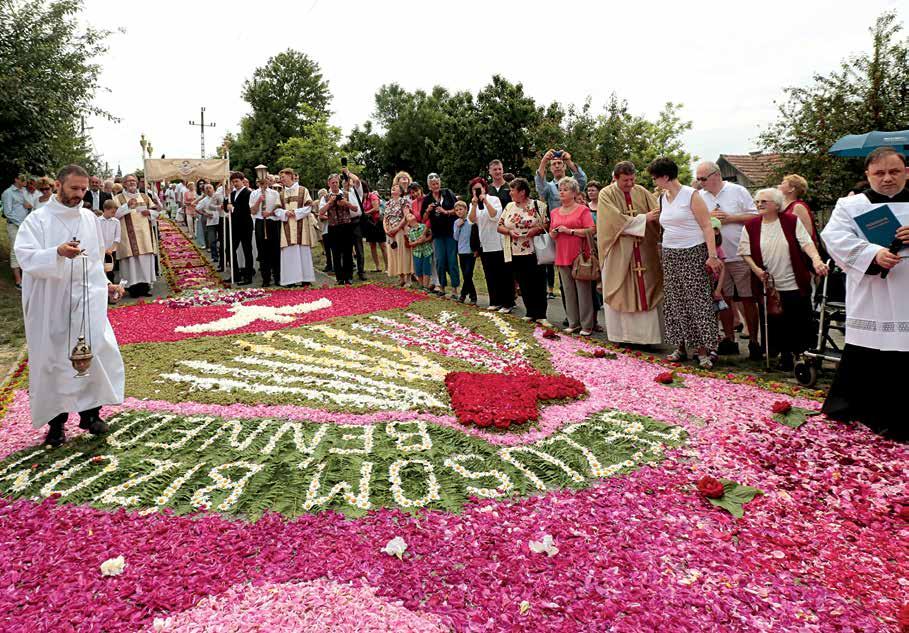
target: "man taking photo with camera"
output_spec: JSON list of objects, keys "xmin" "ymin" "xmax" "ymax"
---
[{"xmin": 318, "ymin": 166, "xmax": 362, "ymax": 285}]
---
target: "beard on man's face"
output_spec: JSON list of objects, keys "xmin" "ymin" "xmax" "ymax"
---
[{"xmin": 60, "ymin": 191, "xmax": 83, "ymax": 207}]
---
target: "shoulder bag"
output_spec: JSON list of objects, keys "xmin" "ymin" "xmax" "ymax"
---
[
  {"xmin": 571, "ymin": 232, "xmax": 600, "ymax": 281},
  {"xmin": 531, "ymin": 200, "xmax": 556, "ymax": 265}
]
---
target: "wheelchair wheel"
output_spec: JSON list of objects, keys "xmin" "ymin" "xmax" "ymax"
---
[{"xmin": 794, "ymin": 360, "xmax": 817, "ymax": 387}]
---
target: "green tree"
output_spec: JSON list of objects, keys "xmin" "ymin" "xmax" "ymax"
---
[
  {"xmin": 276, "ymin": 118, "xmax": 363, "ymax": 193},
  {"xmin": 227, "ymin": 50, "xmax": 331, "ymax": 175},
  {"xmin": 759, "ymin": 12, "xmax": 909, "ymax": 210},
  {"xmin": 343, "ymin": 120, "xmax": 386, "ymax": 189},
  {"xmin": 0, "ymin": 0, "xmax": 111, "ymax": 183},
  {"xmin": 471, "ymin": 76, "xmax": 541, "ymax": 182},
  {"xmin": 375, "ymin": 84, "xmax": 451, "ymax": 184},
  {"xmin": 530, "ymin": 96, "xmax": 694, "ymax": 191}
]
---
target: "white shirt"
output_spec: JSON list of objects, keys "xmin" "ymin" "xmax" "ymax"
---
[
  {"xmin": 474, "ymin": 195, "xmax": 504, "ymax": 252},
  {"xmin": 737, "ymin": 218, "xmax": 812, "ymax": 291},
  {"xmin": 88, "ymin": 189, "xmax": 102, "ymax": 211},
  {"xmin": 820, "ymin": 191, "xmax": 909, "ymax": 351},
  {"xmin": 97, "ymin": 215, "xmax": 121, "ymax": 250},
  {"xmin": 199, "ymin": 192, "xmax": 223, "ymax": 226},
  {"xmin": 699, "ymin": 182, "xmax": 757, "ymax": 262},
  {"xmin": 660, "ymin": 186, "xmax": 705, "ymax": 249},
  {"xmin": 248, "ymin": 188, "xmax": 282, "ymax": 220},
  {"xmin": 343, "ymin": 183, "xmax": 364, "ymax": 219}
]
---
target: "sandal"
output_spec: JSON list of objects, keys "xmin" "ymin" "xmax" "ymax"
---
[
  {"xmin": 699, "ymin": 353, "xmax": 717, "ymax": 370},
  {"xmin": 666, "ymin": 349, "xmax": 687, "ymax": 362}
]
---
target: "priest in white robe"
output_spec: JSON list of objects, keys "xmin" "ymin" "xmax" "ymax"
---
[
  {"xmin": 13, "ymin": 165, "xmax": 126, "ymax": 447},
  {"xmin": 820, "ymin": 147, "xmax": 908, "ymax": 441},
  {"xmin": 114, "ymin": 174, "xmax": 159, "ymax": 297},
  {"xmin": 275, "ymin": 168, "xmax": 317, "ymax": 286}
]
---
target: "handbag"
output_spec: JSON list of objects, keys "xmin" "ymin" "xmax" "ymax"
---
[
  {"xmin": 764, "ymin": 272, "xmax": 783, "ymax": 316},
  {"xmin": 531, "ymin": 201, "xmax": 556, "ymax": 265},
  {"xmin": 571, "ymin": 233, "xmax": 600, "ymax": 281}
]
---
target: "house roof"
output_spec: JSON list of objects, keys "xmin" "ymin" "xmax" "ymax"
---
[{"xmin": 719, "ymin": 153, "xmax": 787, "ymax": 186}]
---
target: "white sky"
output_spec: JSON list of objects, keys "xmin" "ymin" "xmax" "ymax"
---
[{"xmin": 83, "ymin": 0, "xmax": 907, "ymax": 175}]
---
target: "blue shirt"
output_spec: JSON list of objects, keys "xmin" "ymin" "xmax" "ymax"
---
[
  {"xmin": 452, "ymin": 218, "xmax": 473, "ymax": 255},
  {"xmin": 534, "ymin": 165, "xmax": 588, "ymax": 217},
  {"xmin": 1, "ymin": 185, "xmax": 29, "ymax": 226}
]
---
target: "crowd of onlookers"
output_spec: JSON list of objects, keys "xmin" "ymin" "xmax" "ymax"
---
[{"xmin": 0, "ymin": 149, "xmax": 879, "ymax": 374}]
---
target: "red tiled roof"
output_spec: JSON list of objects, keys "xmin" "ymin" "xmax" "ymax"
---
[{"xmin": 719, "ymin": 153, "xmax": 787, "ymax": 186}]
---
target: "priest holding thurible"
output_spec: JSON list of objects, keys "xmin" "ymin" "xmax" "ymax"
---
[{"xmin": 14, "ymin": 165, "xmax": 125, "ymax": 447}]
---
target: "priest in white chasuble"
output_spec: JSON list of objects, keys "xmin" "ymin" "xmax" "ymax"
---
[
  {"xmin": 821, "ymin": 147, "xmax": 908, "ymax": 441},
  {"xmin": 597, "ymin": 161, "xmax": 664, "ymax": 345},
  {"xmin": 113, "ymin": 173, "xmax": 159, "ymax": 297},
  {"xmin": 13, "ymin": 165, "xmax": 125, "ymax": 447},
  {"xmin": 275, "ymin": 168, "xmax": 317, "ymax": 286}
]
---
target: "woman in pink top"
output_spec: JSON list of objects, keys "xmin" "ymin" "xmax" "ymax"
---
[
  {"xmin": 549, "ymin": 176, "xmax": 596, "ymax": 335},
  {"xmin": 183, "ymin": 183, "xmax": 197, "ymax": 235}
]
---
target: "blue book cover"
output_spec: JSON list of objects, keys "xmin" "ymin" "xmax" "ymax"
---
[{"xmin": 854, "ymin": 204, "xmax": 900, "ymax": 248}]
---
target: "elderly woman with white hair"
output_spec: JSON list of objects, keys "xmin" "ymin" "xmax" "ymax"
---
[
  {"xmin": 738, "ymin": 187, "xmax": 828, "ymax": 370},
  {"xmin": 549, "ymin": 176, "xmax": 596, "ymax": 335}
]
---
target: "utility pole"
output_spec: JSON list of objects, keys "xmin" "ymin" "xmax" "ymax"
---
[{"xmin": 189, "ymin": 107, "xmax": 216, "ymax": 158}]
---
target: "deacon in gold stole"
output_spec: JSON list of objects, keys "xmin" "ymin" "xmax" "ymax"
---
[
  {"xmin": 114, "ymin": 173, "xmax": 159, "ymax": 297},
  {"xmin": 274, "ymin": 168, "xmax": 317, "ymax": 286}
]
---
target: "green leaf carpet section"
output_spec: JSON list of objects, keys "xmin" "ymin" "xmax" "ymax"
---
[
  {"xmin": 121, "ymin": 300, "xmax": 554, "ymax": 413},
  {"xmin": 0, "ymin": 409, "xmax": 685, "ymax": 520}
]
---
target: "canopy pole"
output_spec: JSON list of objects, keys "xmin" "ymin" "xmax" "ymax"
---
[{"xmin": 226, "ymin": 150, "xmax": 234, "ymax": 288}]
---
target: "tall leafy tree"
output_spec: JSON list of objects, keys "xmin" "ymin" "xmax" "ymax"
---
[
  {"xmin": 343, "ymin": 120, "xmax": 385, "ymax": 187},
  {"xmin": 759, "ymin": 12, "xmax": 908, "ymax": 210},
  {"xmin": 0, "ymin": 0, "xmax": 110, "ymax": 183},
  {"xmin": 227, "ymin": 50, "xmax": 331, "ymax": 175},
  {"xmin": 275, "ymin": 118, "xmax": 348, "ymax": 192},
  {"xmin": 472, "ymin": 76, "xmax": 541, "ymax": 182}
]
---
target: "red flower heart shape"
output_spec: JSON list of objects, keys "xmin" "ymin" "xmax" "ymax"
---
[{"xmin": 444, "ymin": 369, "xmax": 586, "ymax": 430}]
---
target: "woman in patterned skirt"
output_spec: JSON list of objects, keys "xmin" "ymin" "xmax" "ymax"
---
[{"xmin": 648, "ymin": 158, "xmax": 724, "ymax": 369}]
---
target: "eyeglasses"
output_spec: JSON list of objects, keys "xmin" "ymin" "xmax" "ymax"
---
[
  {"xmin": 695, "ymin": 171, "xmax": 718, "ymax": 182},
  {"xmin": 39, "ymin": 187, "xmax": 51, "ymax": 191},
  {"xmin": 755, "ymin": 199, "xmax": 772, "ymax": 206}
]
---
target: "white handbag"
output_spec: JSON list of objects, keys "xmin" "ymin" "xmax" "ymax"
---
[{"xmin": 531, "ymin": 201, "xmax": 556, "ymax": 265}]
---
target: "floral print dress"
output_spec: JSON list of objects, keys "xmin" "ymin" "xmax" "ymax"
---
[{"xmin": 499, "ymin": 202, "xmax": 544, "ymax": 259}]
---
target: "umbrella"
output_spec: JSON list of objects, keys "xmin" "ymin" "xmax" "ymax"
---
[{"xmin": 829, "ymin": 130, "xmax": 909, "ymax": 157}]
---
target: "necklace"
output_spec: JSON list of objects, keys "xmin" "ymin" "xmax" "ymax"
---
[{"xmin": 50, "ymin": 210, "xmax": 83, "ymax": 242}]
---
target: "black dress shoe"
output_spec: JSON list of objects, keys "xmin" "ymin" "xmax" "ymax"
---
[
  {"xmin": 236, "ymin": 278, "xmax": 251, "ymax": 286},
  {"xmin": 748, "ymin": 343, "xmax": 763, "ymax": 361},
  {"xmin": 717, "ymin": 339, "xmax": 740, "ymax": 355},
  {"xmin": 44, "ymin": 421, "xmax": 66, "ymax": 447},
  {"xmin": 79, "ymin": 416, "xmax": 109, "ymax": 435},
  {"xmin": 358, "ymin": 272, "xmax": 367, "ymax": 281}
]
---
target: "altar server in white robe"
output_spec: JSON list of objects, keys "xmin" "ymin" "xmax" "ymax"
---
[
  {"xmin": 820, "ymin": 147, "xmax": 909, "ymax": 441},
  {"xmin": 275, "ymin": 168, "xmax": 317, "ymax": 286},
  {"xmin": 114, "ymin": 174, "xmax": 159, "ymax": 297},
  {"xmin": 14, "ymin": 165, "xmax": 126, "ymax": 447}
]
